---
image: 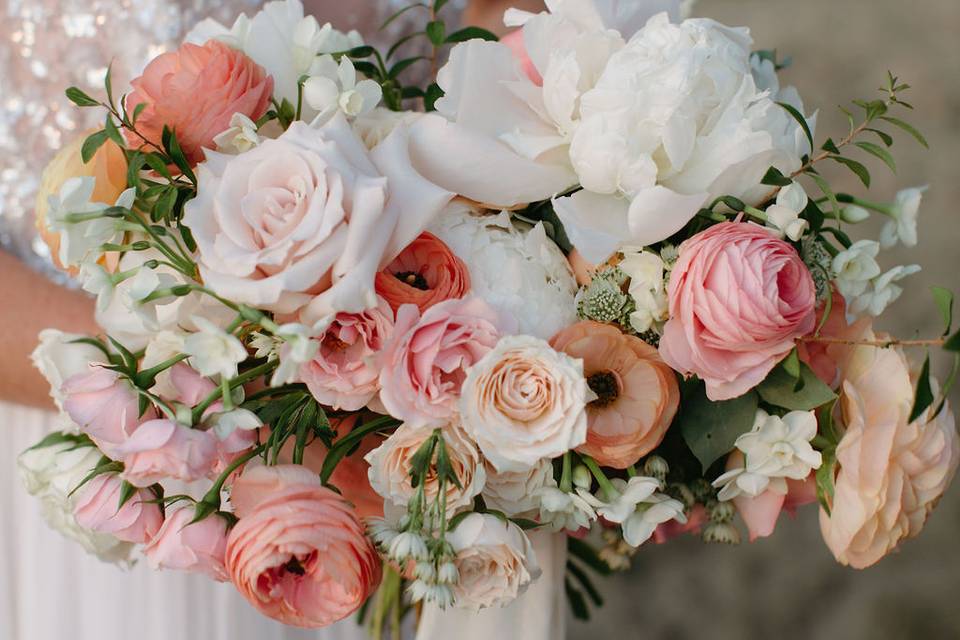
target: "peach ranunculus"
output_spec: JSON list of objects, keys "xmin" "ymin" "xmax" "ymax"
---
[
  {"xmin": 550, "ymin": 321, "xmax": 679, "ymax": 469},
  {"xmin": 115, "ymin": 418, "xmax": 219, "ymax": 487},
  {"xmin": 299, "ymin": 298, "xmax": 394, "ymax": 411},
  {"xmin": 459, "ymin": 335, "xmax": 590, "ymax": 472},
  {"xmin": 35, "ymin": 130, "xmax": 127, "ymax": 271},
  {"xmin": 62, "ymin": 366, "xmax": 154, "ymax": 458},
  {"xmin": 365, "ymin": 420, "xmax": 485, "ymax": 518},
  {"xmin": 818, "ymin": 338, "xmax": 960, "ymax": 568},
  {"xmin": 73, "ymin": 473, "xmax": 163, "ymax": 544},
  {"xmin": 183, "ymin": 115, "xmax": 453, "ymax": 319},
  {"xmin": 225, "ymin": 465, "xmax": 382, "ymax": 628},
  {"xmin": 378, "ymin": 297, "xmax": 510, "ymax": 426},
  {"xmin": 659, "ymin": 222, "xmax": 816, "ymax": 401},
  {"xmin": 374, "ymin": 232, "xmax": 471, "ymax": 313},
  {"xmin": 125, "ymin": 40, "xmax": 273, "ymax": 166},
  {"xmin": 144, "ymin": 506, "xmax": 230, "ymax": 581}
]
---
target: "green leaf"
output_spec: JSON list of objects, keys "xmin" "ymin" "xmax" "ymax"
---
[
  {"xmin": 879, "ymin": 116, "xmax": 929, "ymax": 148},
  {"xmin": 565, "ymin": 579, "xmax": 590, "ymax": 621},
  {"xmin": 320, "ymin": 416, "xmax": 400, "ymax": 484},
  {"xmin": 25, "ymin": 431, "xmax": 94, "ymax": 452},
  {"xmin": 346, "ymin": 46, "xmax": 376, "ymax": 59},
  {"xmin": 80, "ymin": 130, "xmax": 109, "ymax": 164},
  {"xmin": 909, "ymin": 354, "xmax": 934, "ymax": 423},
  {"xmin": 434, "ymin": 0, "xmax": 450, "ymax": 11},
  {"xmin": 388, "ymin": 56, "xmax": 427, "ymax": 79},
  {"xmin": 380, "ymin": 2, "xmax": 426, "ymax": 30},
  {"xmin": 758, "ymin": 361, "xmax": 837, "ymax": 411},
  {"xmin": 809, "ymin": 173, "xmax": 840, "ymax": 217},
  {"xmin": 65, "ymin": 86, "xmax": 100, "ymax": 108},
  {"xmin": 510, "ymin": 518, "xmax": 543, "ymax": 530},
  {"xmin": 143, "ymin": 153, "xmax": 173, "ymax": 181},
  {"xmin": 676, "ymin": 379, "xmax": 759, "ymax": 472},
  {"xmin": 830, "ymin": 156, "xmax": 871, "ymax": 188},
  {"xmin": 131, "ymin": 101, "xmax": 148, "ymax": 124},
  {"xmin": 566, "ymin": 560, "xmax": 604, "ymax": 606},
  {"xmin": 865, "ymin": 128, "xmax": 894, "ymax": 147},
  {"xmin": 821, "ymin": 138, "xmax": 841, "ymax": 155},
  {"xmin": 104, "ymin": 64, "xmax": 114, "ymax": 105},
  {"xmin": 104, "ymin": 115, "xmax": 125, "ymax": 148},
  {"xmin": 944, "ymin": 329, "xmax": 960, "ymax": 353},
  {"xmin": 426, "ymin": 20, "xmax": 446, "ymax": 46},
  {"xmin": 777, "ymin": 102, "xmax": 813, "ymax": 150},
  {"xmin": 931, "ymin": 287, "xmax": 954, "ymax": 336},
  {"xmin": 424, "ymin": 82, "xmax": 444, "ymax": 112},
  {"xmin": 761, "ymin": 166, "xmax": 793, "ymax": 187},
  {"xmin": 855, "ymin": 141, "xmax": 896, "ymax": 172},
  {"xmin": 387, "ymin": 31, "xmax": 425, "ymax": 60},
  {"xmin": 352, "ymin": 61, "xmax": 381, "ymax": 80},
  {"xmin": 815, "ymin": 447, "xmax": 837, "ymax": 515},
  {"xmin": 117, "ymin": 480, "xmax": 137, "ymax": 510},
  {"xmin": 445, "ymin": 26, "xmax": 499, "ymax": 43},
  {"xmin": 567, "ymin": 537, "xmax": 612, "ymax": 576}
]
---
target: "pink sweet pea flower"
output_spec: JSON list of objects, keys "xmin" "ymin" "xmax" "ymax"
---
[
  {"xmin": 73, "ymin": 473, "xmax": 163, "ymax": 544},
  {"xmin": 144, "ymin": 506, "xmax": 229, "ymax": 581}
]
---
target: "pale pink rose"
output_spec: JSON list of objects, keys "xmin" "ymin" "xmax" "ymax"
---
[
  {"xmin": 819, "ymin": 338, "xmax": 960, "ymax": 568},
  {"xmin": 62, "ymin": 366, "xmax": 154, "ymax": 456},
  {"xmin": 226, "ymin": 465, "xmax": 382, "ymax": 628},
  {"xmin": 183, "ymin": 115, "xmax": 453, "ymax": 319},
  {"xmin": 73, "ymin": 473, "xmax": 163, "ymax": 544},
  {"xmin": 116, "ymin": 419, "xmax": 218, "ymax": 487},
  {"xmin": 500, "ymin": 29, "xmax": 542, "ymax": 86},
  {"xmin": 659, "ymin": 222, "xmax": 816, "ymax": 401},
  {"xmin": 378, "ymin": 297, "xmax": 510, "ymax": 426},
  {"xmin": 144, "ymin": 507, "xmax": 229, "ymax": 581},
  {"xmin": 300, "ymin": 298, "xmax": 394, "ymax": 411},
  {"xmin": 125, "ymin": 40, "xmax": 273, "ymax": 166}
]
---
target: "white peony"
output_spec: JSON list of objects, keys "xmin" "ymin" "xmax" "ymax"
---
[
  {"xmin": 429, "ymin": 204, "xmax": 578, "ymax": 339},
  {"xmin": 447, "ymin": 513, "xmax": 541, "ymax": 610},
  {"xmin": 31, "ymin": 329, "xmax": 107, "ymax": 430},
  {"xmin": 481, "ymin": 458, "xmax": 555, "ymax": 519},
  {"xmin": 18, "ymin": 437, "xmax": 134, "ymax": 564}
]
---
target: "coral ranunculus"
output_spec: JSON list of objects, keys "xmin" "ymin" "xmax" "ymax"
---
[
  {"xmin": 375, "ymin": 232, "xmax": 471, "ymax": 313},
  {"xmin": 659, "ymin": 222, "xmax": 816, "ymax": 401},
  {"xmin": 550, "ymin": 321, "xmax": 679, "ymax": 469},
  {"xmin": 226, "ymin": 465, "xmax": 382, "ymax": 628},
  {"xmin": 125, "ymin": 40, "xmax": 273, "ymax": 165}
]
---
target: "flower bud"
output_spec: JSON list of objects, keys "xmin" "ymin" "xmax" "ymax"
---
[
  {"xmin": 689, "ymin": 478, "xmax": 716, "ymax": 504},
  {"xmin": 666, "ymin": 482, "xmax": 696, "ymax": 509},
  {"xmin": 702, "ymin": 522, "xmax": 741, "ymax": 545},
  {"xmin": 643, "ymin": 456, "xmax": 669, "ymax": 483},
  {"xmin": 437, "ymin": 561, "xmax": 459, "ymax": 584},
  {"xmin": 414, "ymin": 561, "xmax": 437, "ymax": 582},
  {"xmin": 840, "ymin": 204, "xmax": 871, "ymax": 223},
  {"xmin": 388, "ymin": 531, "xmax": 428, "ymax": 562},
  {"xmin": 708, "ymin": 500, "xmax": 736, "ymax": 524},
  {"xmin": 572, "ymin": 465, "xmax": 592, "ymax": 490}
]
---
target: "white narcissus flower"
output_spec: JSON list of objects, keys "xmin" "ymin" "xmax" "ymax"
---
[
  {"xmin": 714, "ymin": 409, "xmax": 822, "ymax": 501},
  {"xmin": 304, "ymin": 55, "xmax": 382, "ymax": 122},
  {"xmin": 832, "ymin": 240, "xmax": 882, "ymax": 301},
  {"xmin": 31, "ymin": 329, "xmax": 107, "ymax": 430},
  {"xmin": 429, "ymin": 204, "xmax": 578, "ymax": 339},
  {"xmin": 183, "ymin": 317, "xmax": 247, "ymax": 379},
  {"xmin": 213, "ymin": 113, "xmax": 261, "ymax": 153},
  {"xmin": 536, "ymin": 485, "xmax": 597, "ymax": 532},
  {"xmin": 447, "ymin": 513, "xmax": 542, "ymax": 611},
  {"xmin": 765, "ymin": 182, "xmax": 810, "ymax": 241},
  {"xmin": 482, "ymin": 458, "xmax": 555, "ymax": 519},
  {"xmin": 45, "ymin": 177, "xmax": 120, "ymax": 267},
  {"xmin": 849, "ymin": 264, "xmax": 922, "ymax": 318},
  {"xmin": 18, "ymin": 437, "xmax": 134, "ymax": 564},
  {"xmin": 618, "ymin": 247, "xmax": 669, "ymax": 333},
  {"xmin": 880, "ymin": 186, "xmax": 927, "ymax": 249},
  {"xmin": 577, "ymin": 477, "xmax": 687, "ymax": 547}
]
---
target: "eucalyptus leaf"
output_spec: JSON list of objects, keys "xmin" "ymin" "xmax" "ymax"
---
[{"xmin": 676, "ymin": 379, "xmax": 759, "ymax": 472}]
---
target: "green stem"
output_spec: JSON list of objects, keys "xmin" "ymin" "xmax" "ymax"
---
[
  {"xmin": 582, "ymin": 456, "xmax": 618, "ymax": 502},
  {"xmin": 560, "ymin": 451, "xmax": 573, "ymax": 493},
  {"xmin": 191, "ymin": 361, "xmax": 276, "ymax": 423},
  {"xmin": 200, "ymin": 444, "xmax": 265, "ymax": 506}
]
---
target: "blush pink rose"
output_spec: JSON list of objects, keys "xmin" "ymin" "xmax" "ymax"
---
[
  {"xmin": 73, "ymin": 473, "xmax": 163, "ymax": 544},
  {"xmin": 374, "ymin": 232, "xmax": 471, "ymax": 314},
  {"xmin": 144, "ymin": 507, "xmax": 229, "ymax": 581},
  {"xmin": 62, "ymin": 366, "xmax": 154, "ymax": 456},
  {"xmin": 226, "ymin": 465, "xmax": 382, "ymax": 628},
  {"xmin": 300, "ymin": 298, "xmax": 394, "ymax": 411},
  {"xmin": 659, "ymin": 222, "xmax": 816, "ymax": 401},
  {"xmin": 378, "ymin": 297, "xmax": 511, "ymax": 426},
  {"xmin": 125, "ymin": 40, "xmax": 273, "ymax": 166},
  {"xmin": 116, "ymin": 418, "xmax": 218, "ymax": 487}
]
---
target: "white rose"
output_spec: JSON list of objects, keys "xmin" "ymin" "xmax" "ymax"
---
[
  {"xmin": 447, "ymin": 513, "xmax": 541, "ymax": 610},
  {"xmin": 482, "ymin": 458, "xmax": 555, "ymax": 519},
  {"xmin": 31, "ymin": 329, "xmax": 107, "ymax": 429},
  {"xmin": 429, "ymin": 204, "xmax": 578, "ymax": 339},
  {"xmin": 459, "ymin": 335, "xmax": 589, "ymax": 472},
  {"xmin": 184, "ymin": 115, "xmax": 452, "ymax": 321},
  {"xmin": 365, "ymin": 421, "xmax": 486, "ymax": 517},
  {"xmin": 18, "ymin": 437, "xmax": 134, "ymax": 564}
]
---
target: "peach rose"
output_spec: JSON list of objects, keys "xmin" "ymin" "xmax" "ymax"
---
[
  {"xmin": 374, "ymin": 232, "xmax": 471, "ymax": 313},
  {"xmin": 226, "ymin": 465, "xmax": 382, "ymax": 628},
  {"xmin": 365, "ymin": 421, "xmax": 485, "ymax": 517},
  {"xmin": 819, "ymin": 338, "xmax": 960, "ymax": 568},
  {"xmin": 62, "ymin": 366, "xmax": 154, "ymax": 457},
  {"xmin": 126, "ymin": 40, "xmax": 273, "ymax": 165},
  {"xmin": 35, "ymin": 130, "xmax": 127, "ymax": 271},
  {"xmin": 300, "ymin": 298, "xmax": 394, "ymax": 411},
  {"xmin": 116, "ymin": 418, "xmax": 218, "ymax": 487},
  {"xmin": 659, "ymin": 222, "xmax": 816, "ymax": 401},
  {"xmin": 459, "ymin": 335, "xmax": 590, "ymax": 472},
  {"xmin": 550, "ymin": 321, "xmax": 679, "ymax": 469},
  {"xmin": 144, "ymin": 507, "xmax": 229, "ymax": 581},
  {"xmin": 73, "ymin": 473, "xmax": 163, "ymax": 544},
  {"xmin": 378, "ymin": 297, "xmax": 509, "ymax": 426},
  {"xmin": 797, "ymin": 290, "xmax": 871, "ymax": 388}
]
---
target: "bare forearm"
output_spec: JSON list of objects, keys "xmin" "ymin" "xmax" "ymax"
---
[{"xmin": 0, "ymin": 251, "xmax": 97, "ymax": 408}]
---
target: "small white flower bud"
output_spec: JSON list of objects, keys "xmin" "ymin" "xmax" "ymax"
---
[
  {"xmin": 840, "ymin": 204, "xmax": 871, "ymax": 223},
  {"xmin": 572, "ymin": 465, "xmax": 592, "ymax": 490}
]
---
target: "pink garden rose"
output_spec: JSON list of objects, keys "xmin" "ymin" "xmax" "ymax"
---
[
  {"xmin": 300, "ymin": 298, "xmax": 394, "ymax": 411},
  {"xmin": 144, "ymin": 507, "xmax": 229, "ymax": 581},
  {"xmin": 659, "ymin": 222, "xmax": 816, "ymax": 400},
  {"xmin": 378, "ymin": 297, "xmax": 511, "ymax": 426},
  {"xmin": 73, "ymin": 473, "xmax": 163, "ymax": 544},
  {"xmin": 116, "ymin": 419, "xmax": 218, "ymax": 487},
  {"xmin": 226, "ymin": 465, "xmax": 382, "ymax": 628},
  {"xmin": 62, "ymin": 366, "xmax": 154, "ymax": 457},
  {"xmin": 126, "ymin": 40, "xmax": 273, "ymax": 166}
]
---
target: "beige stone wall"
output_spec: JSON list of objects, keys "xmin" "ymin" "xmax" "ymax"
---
[{"xmin": 569, "ymin": 2, "xmax": 960, "ymax": 637}]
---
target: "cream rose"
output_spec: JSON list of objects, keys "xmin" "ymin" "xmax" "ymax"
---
[
  {"xmin": 365, "ymin": 421, "xmax": 485, "ymax": 517},
  {"xmin": 184, "ymin": 114, "xmax": 452, "ymax": 320},
  {"xmin": 481, "ymin": 458, "xmax": 555, "ymax": 519},
  {"xmin": 819, "ymin": 337, "xmax": 960, "ymax": 568},
  {"xmin": 447, "ymin": 513, "xmax": 541, "ymax": 610},
  {"xmin": 459, "ymin": 335, "xmax": 589, "ymax": 472}
]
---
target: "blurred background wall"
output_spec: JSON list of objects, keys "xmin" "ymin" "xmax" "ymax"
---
[{"xmin": 570, "ymin": 1, "xmax": 960, "ymax": 638}]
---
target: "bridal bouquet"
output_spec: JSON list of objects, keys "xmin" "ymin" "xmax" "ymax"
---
[{"xmin": 20, "ymin": 0, "xmax": 959, "ymax": 632}]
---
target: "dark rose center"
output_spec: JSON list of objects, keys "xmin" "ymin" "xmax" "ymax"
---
[
  {"xmin": 394, "ymin": 270, "xmax": 429, "ymax": 290},
  {"xmin": 587, "ymin": 371, "xmax": 620, "ymax": 408},
  {"xmin": 322, "ymin": 333, "xmax": 349, "ymax": 351},
  {"xmin": 282, "ymin": 556, "xmax": 307, "ymax": 576}
]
